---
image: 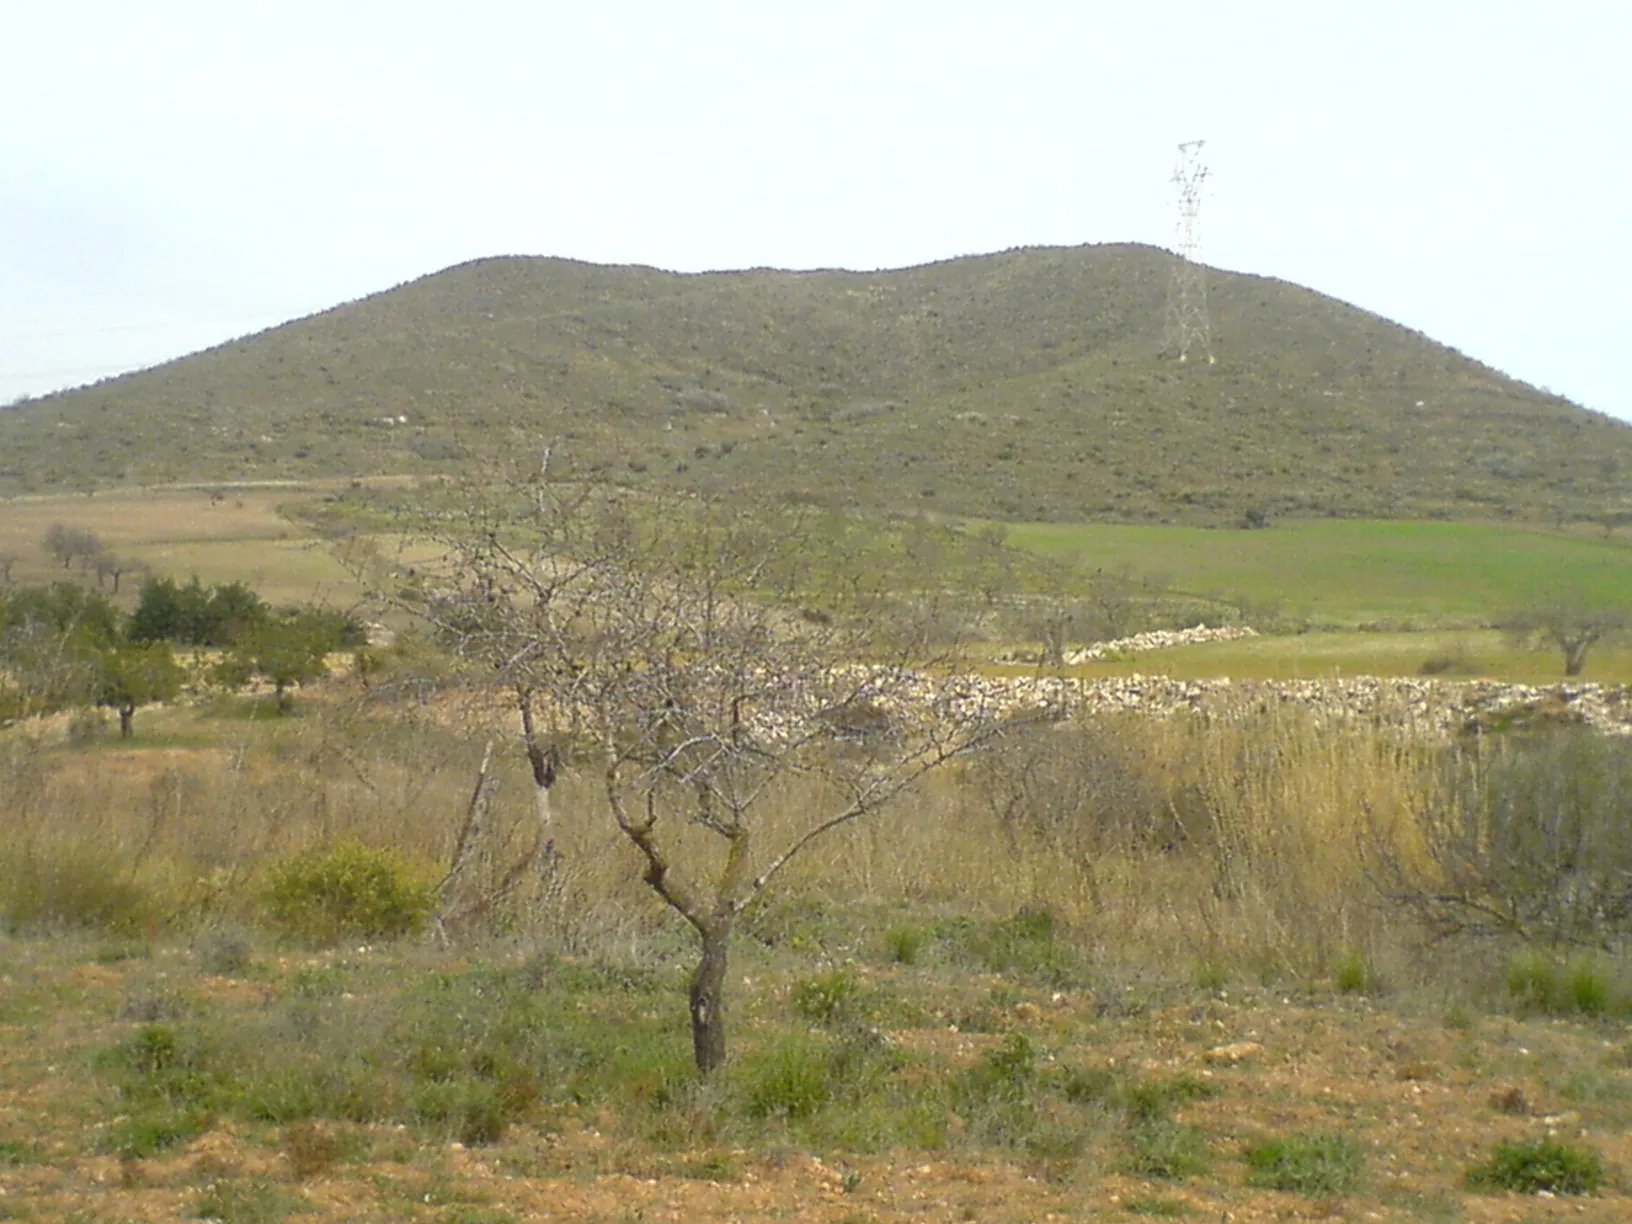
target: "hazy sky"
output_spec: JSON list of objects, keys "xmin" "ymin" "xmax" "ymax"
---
[{"xmin": 3, "ymin": 1, "xmax": 1628, "ymax": 419}]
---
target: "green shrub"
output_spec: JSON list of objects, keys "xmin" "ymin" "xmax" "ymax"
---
[
  {"xmin": 262, "ymin": 840, "xmax": 432, "ymax": 946},
  {"xmin": 191, "ymin": 1176, "xmax": 309, "ymax": 1223},
  {"xmin": 883, "ymin": 923, "xmax": 928, "ymax": 965},
  {"xmin": 1123, "ymin": 1121, "xmax": 1211, "ymax": 1180},
  {"xmin": 0, "ymin": 1139, "xmax": 43, "ymax": 1166},
  {"xmin": 1505, "ymin": 949, "xmax": 1617, "ymax": 1016},
  {"xmin": 1118, "ymin": 1073, "xmax": 1221, "ymax": 1124},
  {"xmin": 957, "ymin": 1032, "xmax": 1039, "ymax": 1106},
  {"xmin": 740, "ymin": 1035, "xmax": 831, "ymax": 1119},
  {"xmin": 1243, "ymin": 1132, "xmax": 1366, "ymax": 1196},
  {"xmin": 106, "ymin": 1108, "xmax": 213, "ymax": 1159},
  {"xmin": 1465, "ymin": 1137, "xmax": 1606, "ymax": 1195},
  {"xmin": 937, "ymin": 906, "xmax": 1084, "ymax": 987},
  {"xmin": 791, "ymin": 969, "xmax": 860, "ymax": 1026},
  {"xmin": 1333, "ymin": 949, "xmax": 1374, "ymax": 995}
]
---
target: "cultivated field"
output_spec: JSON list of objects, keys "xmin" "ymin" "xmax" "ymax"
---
[{"xmin": 999, "ymin": 518, "xmax": 1632, "ymax": 630}]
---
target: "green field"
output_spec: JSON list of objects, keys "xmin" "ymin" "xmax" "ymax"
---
[
  {"xmin": 998, "ymin": 517, "xmax": 1632, "ymax": 628},
  {"xmin": 6, "ymin": 489, "xmax": 1632, "ymax": 681}
]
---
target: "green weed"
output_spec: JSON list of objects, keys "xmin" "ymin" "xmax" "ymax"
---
[
  {"xmin": 1242, "ymin": 1132, "xmax": 1366, "ymax": 1196},
  {"xmin": 1465, "ymin": 1137, "xmax": 1606, "ymax": 1195},
  {"xmin": 1123, "ymin": 1121, "xmax": 1212, "ymax": 1180},
  {"xmin": 740, "ymin": 1034, "xmax": 831, "ymax": 1119},
  {"xmin": 791, "ymin": 969, "xmax": 861, "ymax": 1026},
  {"xmin": 190, "ymin": 1178, "xmax": 309, "ymax": 1223}
]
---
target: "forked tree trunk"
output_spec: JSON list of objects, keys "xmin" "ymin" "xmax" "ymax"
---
[{"xmin": 690, "ymin": 920, "xmax": 734, "ymax": 1075}]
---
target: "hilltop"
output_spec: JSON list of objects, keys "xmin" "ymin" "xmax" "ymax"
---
[{"xmin": 4, "ymin": 243, "xmax": 1629, "ymax": 526}]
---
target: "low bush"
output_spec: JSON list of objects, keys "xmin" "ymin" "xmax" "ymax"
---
[
  {"xmin": 262, "ymin": 840, "xmax": 433, "ymax": 946},
  {"xmin": 740, "ymin": 1034, "xmax": 831, "ymax": 1119},
  {"xmin": 1124, "ymin": 1121, "xmax": 1212, "ymax": 1180},
  {"xmin": 791, "ymin": 969, "xmax": 861, "ymax": 1026},
  {"xmin": 1505, "ymin": 948, "xmax": 1617, "ymax": 1016},
  {"xmin": 1243, "ymin": 1132, "xmax": 1366, "ymax": 1196},
  {"xmin": 1465, "ymin": 1137, "xmax": 1606, "ymax": 1195}
]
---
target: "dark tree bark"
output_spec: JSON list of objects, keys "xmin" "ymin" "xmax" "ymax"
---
[{"xmin": 689, "ymin": 921, "xmax": 734, "ymax": 1075}]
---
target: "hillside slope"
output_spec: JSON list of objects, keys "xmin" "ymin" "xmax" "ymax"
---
[{"xmin": 4, "ymin": 243, "xmax": 1628, "ymax": 525}]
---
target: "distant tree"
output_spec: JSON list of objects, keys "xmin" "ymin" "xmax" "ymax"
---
[
  {"xmin": 93, "ymin": 639, "xmax": 185, "ymax": 738},
  {"xmin": 42, "ymin": 523, "xmax": 102, "ymax": 570},
  {"xmin": 92, "ymin": 553, "xmax": 144, "ymax": 594},
  {"xmin": 130, "ymin": 576, "xmax": 268, "ymax": 646},
  {"xmin": 1505, "ymin": 603, "xmax": 1631, "ymax": 677},
  {"xmin": 212, "ymin": 611, "xmax": 344, "ymax": 713},
  {"xmin": 0, "ymin": 584, "xmax": 122, "ymax": 724}
]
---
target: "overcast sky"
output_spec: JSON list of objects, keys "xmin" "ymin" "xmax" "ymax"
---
[{"xmin": 3, "ymin": 1, "xmax": 1628, "ymax": 420}]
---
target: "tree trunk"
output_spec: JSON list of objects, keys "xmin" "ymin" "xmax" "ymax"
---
[
  {"xmin": 689, "ymin": 921, "xmax": 734, "ymax": 1075},
  {"xmin": 1565, "ymin": 642, "xmax": 1589, "ymax": 676},
  {"xmin": 119, "ymin": 704, "xmax": 134, "ymax": 739}
]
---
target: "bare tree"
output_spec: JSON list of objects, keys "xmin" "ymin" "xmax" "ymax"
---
[
  {"xmin": 1505, "ymin": 602, "xmax": 1631, "ymax": 677},
  {"xmin": 41, "ymin": 523, "xmax": 103, "ymax": 571},
  {"xmin": 392, "ymin": 465, "xmax": 1011, "ymax": 1073},
  {"xmin": 92, "ymin": 553, "xmax": 143, "ymax": 594}
]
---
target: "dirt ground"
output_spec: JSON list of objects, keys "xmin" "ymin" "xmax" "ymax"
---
[{"xmin": 3, "ymin": 938, "xmax": 1631, "ymax": 1224}]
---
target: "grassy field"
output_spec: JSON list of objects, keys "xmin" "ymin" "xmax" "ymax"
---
[
  {"xmin": 6, "ymin": 488, "xmax": 1632, "ymax": 682},
  {"xmin": 0, "ymin": 484, "xmax": 369, "ymax": 610},
  {"xmin": 997, "ymin": 517, "xmax": 1632, "ymax": 628}
]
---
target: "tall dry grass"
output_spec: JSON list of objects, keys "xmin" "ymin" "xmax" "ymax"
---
[{"xmin": 0, "ymin": 691, "xmax": 1449, "ymax": 979}]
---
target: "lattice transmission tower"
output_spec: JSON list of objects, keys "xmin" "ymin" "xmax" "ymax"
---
[{"xmin": 1164, "ymin": 140, "xmax": 1216, "ymax": 364}]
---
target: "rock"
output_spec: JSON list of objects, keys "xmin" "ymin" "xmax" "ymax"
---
[{"xmin": 1204, "ymin": 1041, "xmax": 1264, "ymax": 1065}]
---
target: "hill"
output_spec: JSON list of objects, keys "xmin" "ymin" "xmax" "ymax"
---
[{"xmin": 4, "ymin": 243, "xmax": 1629, "ymax": 526}]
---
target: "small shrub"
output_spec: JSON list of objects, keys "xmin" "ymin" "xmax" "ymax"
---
[
  {"xmin": 1243, "ymin": 1132, "xmax": 1366, "ymax": 1196},
  {"xmin": 1565, "ymin": 957, "xmax": 1613, "ymax": 1015},
  {"xmin": 106, "ymin": 1109, "xmax": 212, "ymax": 1159},
  {"xmin": 191, "ymin": 1177, "xmax": 309, "ymax": 1223},
  {"xmin": 1124, "ymin": 1121, "xmax": 1212, "ymax": 1181},
  {"xmin": 1505, "ymin": 949, "xmax": 1616, "ymax": 1016},
  {"xmin": 0, "ymin": 1139, "xmax": 43, "ymax": 1166},
  {"xmin": 883, "ymin": 924, "xmax": 928, "ymax": 965},
  {"xmin": 791, "ymin": 969, "xmax": 860, "ymax": 1026},
  {"xmin": 958, "ymin": 1032, "xmax": 1039, "ymax": 1106},
  {"xmin": 262, "ymin": 840, "xmax": 432, "ymax": 946},
  {"xmin": 1193, "ymin": 962, "xmax": 1228, "ymax": 992},
  {"xmin": 1060, "ymin": 1065, "xmax": 1117, "ymax": 1105},
  {"xmin": 741, "ymin": 1035, "xmax": 830, "ymax": 1119},
  {"xmin": 1465, "ymin": 1137, "xmax": 1606, "ymax": 1195},
  {"xmin": 939, "ymin": 906, "xmax": 1083, "ymax": 986},
  {"xmin": 1333, "ymin": 949, "xmax": 1374, "ymax": 995},
  {"xmin": 1118, "ymin": 1073, "xmax": 1221, "ymax": 1124}
]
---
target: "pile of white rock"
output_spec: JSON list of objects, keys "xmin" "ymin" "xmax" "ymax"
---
[{"xmin": 1063, "ymin": 623, "xmax": 1258, "ymax": 664}]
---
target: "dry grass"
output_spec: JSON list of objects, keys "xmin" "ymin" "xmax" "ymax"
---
[{"xmin": 0, "ymin": 684, "xmax": 1447, "ymax": 983}]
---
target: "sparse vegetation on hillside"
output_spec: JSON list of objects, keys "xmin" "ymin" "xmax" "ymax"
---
[{"xmin": 3, "ymin": 244, "xmax": 1629, "ymax": 527}]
